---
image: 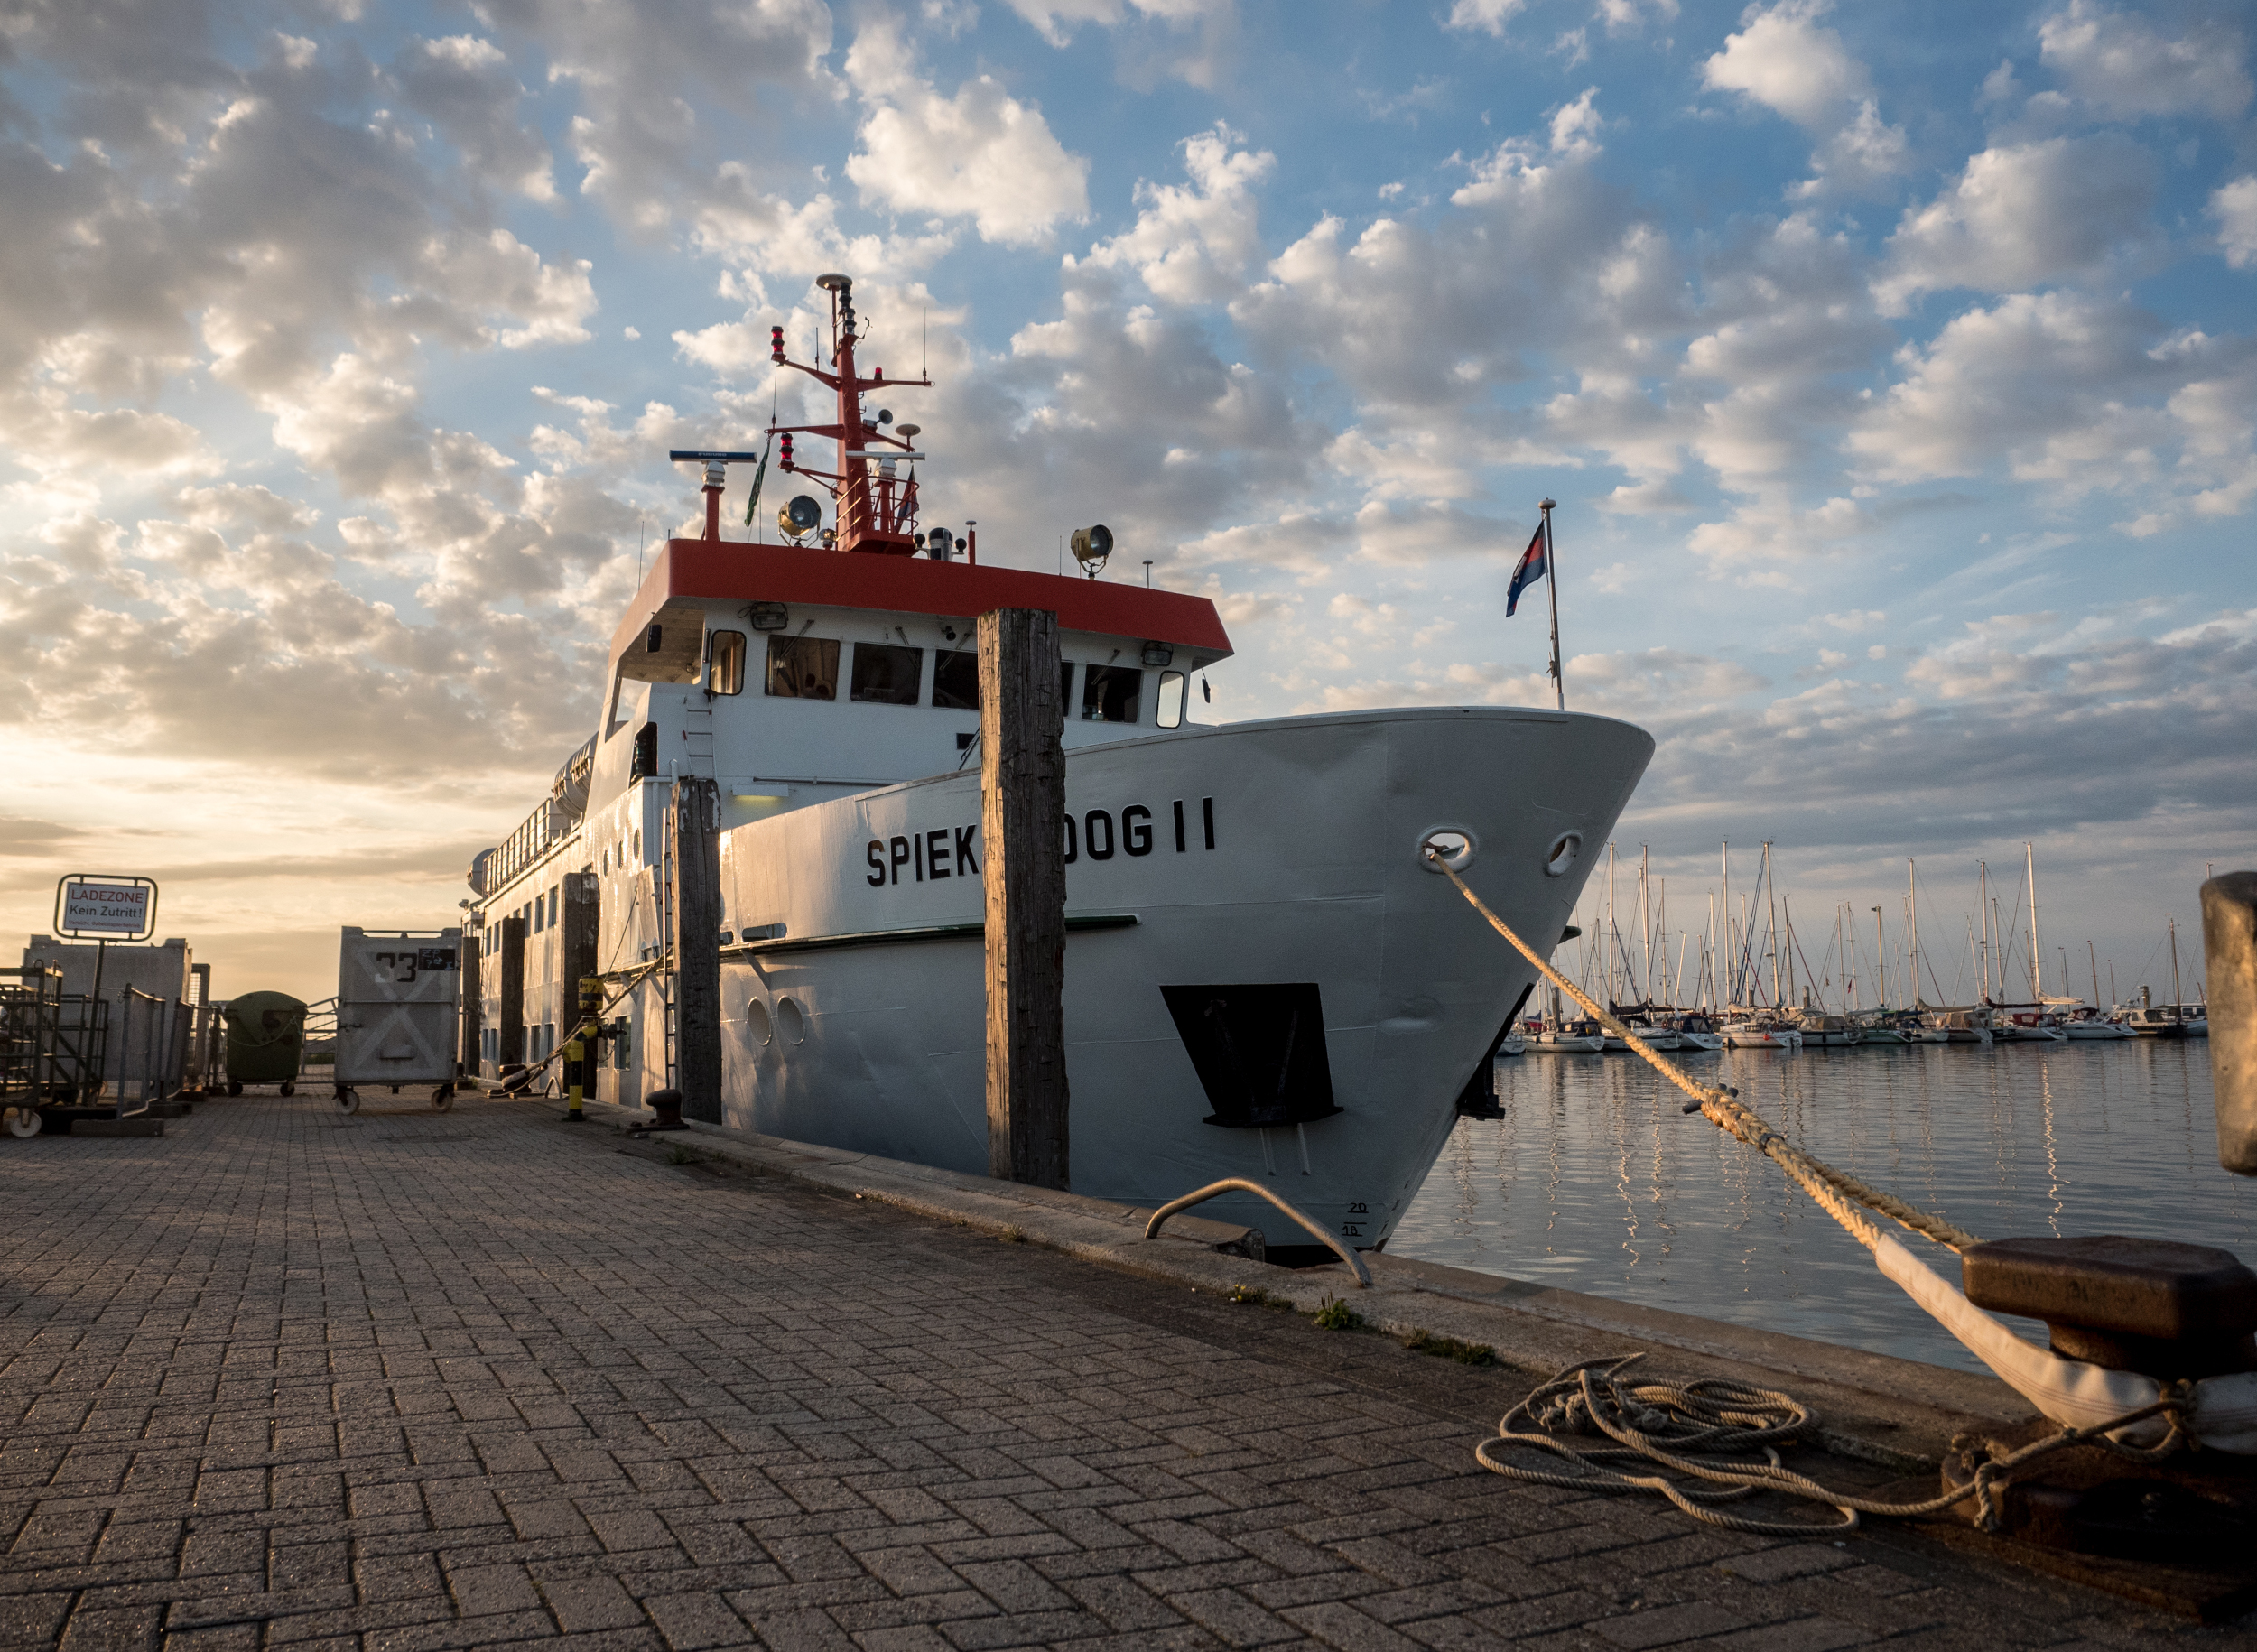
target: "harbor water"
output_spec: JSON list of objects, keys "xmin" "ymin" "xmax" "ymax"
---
[{"xmin": 1391, "ymin": 1039, "xmax": 2251, "ymax": 1374}]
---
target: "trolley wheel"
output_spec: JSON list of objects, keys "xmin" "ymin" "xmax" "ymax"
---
[
  {"xmin": 5, "ymin": 1106, "xmax": 41, "ymax": 1139},
  {"xmin": 279, "ymin": 1081, "xmax": 294, "ymax": 1097},
  {"xmin": 335, "ymin": 1088, "xmax": 359, "ymax": 1114},
  {"xmin": 432, "ymin": 1084, "xmax": 455, "ymax": 1111},
  {"xmin": 228, "ymin": 1081, "xmax": 243, "ymax": 1096}
]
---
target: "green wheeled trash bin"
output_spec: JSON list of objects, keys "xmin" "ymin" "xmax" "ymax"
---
[{"xmin": 222, "ymin": 992, "xmax": 307, "ymax": 1096}]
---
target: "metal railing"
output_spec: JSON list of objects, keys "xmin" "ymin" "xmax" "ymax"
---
[
  {"xmin": 0, "ymin": 966, "xmax": 108, "ymax": 1113},
  {"xmin": 112, "ymin": 987, "xmax": 191, "ymax": 1115}
]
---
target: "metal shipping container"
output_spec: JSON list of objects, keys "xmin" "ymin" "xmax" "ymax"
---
[{"xmin": 334, "ymin": 927, "xmax": 461, "ymax": 1113}]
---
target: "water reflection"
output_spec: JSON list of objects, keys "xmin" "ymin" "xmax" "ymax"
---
[{"xmin": 1391, "ymin": 1040, "xmax": 2252, "ymax": 1372}]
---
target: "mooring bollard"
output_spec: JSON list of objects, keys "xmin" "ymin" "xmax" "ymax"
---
[
  {"xmin": 2205, "ymin": 871, "xmax": 2257, "ymax": 1176},
  {"xmin": 562, "ymin": 976, "xmax": 599, "ymax": 1124}
]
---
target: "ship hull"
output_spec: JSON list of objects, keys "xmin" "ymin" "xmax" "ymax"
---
[{"xmin": 693, "ymin": 707, "xmax": 1650, "ymax": 1252}]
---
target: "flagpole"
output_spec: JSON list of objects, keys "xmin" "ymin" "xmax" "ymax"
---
[{"xmin": 1539, "ymin": 497, "xmax": 1564, "ymax": 710}]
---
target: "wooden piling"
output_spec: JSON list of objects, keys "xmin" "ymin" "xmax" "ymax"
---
[
  {"xmin": 498, "ymin": 914, "xmax": 526, "ymax": 1067},
  {"xmin": 2206, "ymin": 871, "xmax": 2257, "ymax": 1175},
  {"xmin": 562, "ymin": 871, "xmax": 599, "ymax": 1099},
  {"xmin": 670, "ymin": 778, "xmax": 723, "ymax": 1124},
  {"xmin": 458, "ymin": 924, "xmax": 482, "ymax": 1079},
  {"xmin": 979, "ymin": 607, "xmax": 1070, "ymax": 1190}
]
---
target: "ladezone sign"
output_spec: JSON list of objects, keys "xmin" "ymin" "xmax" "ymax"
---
[{"xmin": 55, "ymin": 876, "xmax": 158, "ymax": 940}]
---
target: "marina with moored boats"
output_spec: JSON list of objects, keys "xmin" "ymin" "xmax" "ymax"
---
[{"xmin": 1509, "ymin": 836, "xmax": 2208, "ymax": 1063}]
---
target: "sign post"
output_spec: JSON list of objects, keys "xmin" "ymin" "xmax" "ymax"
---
[{"xmin": 54, "ymin": 875, "xmax": 159, "ymax": 1005}]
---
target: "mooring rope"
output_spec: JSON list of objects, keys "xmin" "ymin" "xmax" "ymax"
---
[
  {"xmin": 1422, "ymin": 844, "xmax": 2192, "ymax": 1530},
  {"xmin": 477, "ymin": 958, "xmax": 664, "ymax": 1095},
  {"xmin": 1475, "ymin": 1355, "xmax": 2192, "ymax": 1536}
]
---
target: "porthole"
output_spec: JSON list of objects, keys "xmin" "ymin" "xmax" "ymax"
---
[
  {"xmin": 776, "ymin": 996, "xmax": 807, "ymax": 1045},
  {"xmin": 1545, "ymin": 831, "xmax": 1582, "ymax": 877},
  {"xmin": 1420, "ymin": 827, "xmax": 1476, "ymax": 874},
  {"xmin": 747, "ymin": 998, "xmax": 773, "ymax": 1047}
]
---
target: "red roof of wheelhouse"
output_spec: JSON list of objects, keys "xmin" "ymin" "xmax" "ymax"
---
[{"xmin": 610, "ymin": 539, "xmax": 1234, "ymax": 665}]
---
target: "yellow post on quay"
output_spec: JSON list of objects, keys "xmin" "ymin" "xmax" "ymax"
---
[{"xmin": 564, "ymin": 976, "xmax": 600, "ymax": 1123}]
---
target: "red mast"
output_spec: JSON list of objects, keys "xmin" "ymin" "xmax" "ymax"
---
[{"xmin": 769, "ymin": 274, "xmax": 933, "ymax": 556}]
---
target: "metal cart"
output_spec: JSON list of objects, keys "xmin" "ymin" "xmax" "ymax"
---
[
  {"xmin": 333, "ymin": 927, "xmax": 462, "ymax": 1113},
  {"xmin": 3, "ymin": 965, "xmax": 110, "ymax": 1137}
]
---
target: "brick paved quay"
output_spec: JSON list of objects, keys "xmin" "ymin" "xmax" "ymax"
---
[{"xmin": 3, "ymin": 1094, "xmax": 2245, "ymax": 1651}]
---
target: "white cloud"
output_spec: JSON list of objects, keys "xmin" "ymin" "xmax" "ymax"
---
[
  {"xmin": 845, "ymin": 18, "xmax": 1091, "ymax": 246},
  {"xmin": 2037, "ymin": 0, "xmax": 2252, "ymax": 123},
  {"xmin": 1549, "ymin": 88, "xmax": 1603, "ymax": 161},
  {"xmin": 2215, "ymin": 177, "xmax": 2257, "ymax": 272},
  {"xmin": 1079, "ymin": 125, "xmax": 1275, "ymax": 304},
  {"xmin": 479, "ymin": 0, "xmax": 838, "ymax": 238},
  {"xmin": 1704, "ymin": 0, "xmax": 1867, "ymax": 127},
  {"xmin": 1004, "ymin": 0, "xmax": 1225, "ymax": 47},
  {"xmin": 1445, "ymin": 0, "xmax": 1526, "ymax": 37},
  {"xmin": 393, "ymin": 33, "xmax": 556, "ymax": 200},
  {"xmin": 1873, "ymin": 136, "xmax": 2157, "ymax": 313},
  {"xmin": 1701, "ymin": 0, "xmax": 1906, "ymax": 194},
  {"xmin": 1848, "ymin": 292, "xmax": 2257, "ymax": 528}
]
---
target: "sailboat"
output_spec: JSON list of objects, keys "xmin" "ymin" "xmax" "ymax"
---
[{"xmin": 2128, "ymin": 914, "xmax": 2207, "ymax": 1036}]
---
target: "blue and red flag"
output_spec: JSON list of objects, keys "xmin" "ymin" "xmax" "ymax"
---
[{"xmin": 1506, "ymin": 524, "xmax": 1546, "ymax": 617}]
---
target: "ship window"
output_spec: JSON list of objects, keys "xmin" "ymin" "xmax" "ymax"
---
[
  {"xmin": 1156, "ymin": 670, "xmax": 1186, "ymax": 729},
  {"xmin": 766, "ymin": 635, "xmax": 840, "ymax": 699},
  {"xmin": 708, "ymin": 630, "xmax": 746, "ymax": 696},
  {"xmin": 1082, "ymin": 664, "xmax": 1141, "ymax": 724},
  {"xmin": 932, "ymin": 649, "xmax": 979, "ymax": 710},
  {"xmin": 850, "ymin": 642, "xmax": 922, "ymax": 706},
  {"xmin": 1061, "ymin": 661, "xmax": 1076, "ymax": 710}
]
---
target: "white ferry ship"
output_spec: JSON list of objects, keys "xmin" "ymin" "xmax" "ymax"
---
[{"xmin": 463, "ymin": 274, "xmax": 1653, "ymax": 1257}]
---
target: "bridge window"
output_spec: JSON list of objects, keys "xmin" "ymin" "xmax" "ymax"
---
[
  {"xmin": 850, "ymin": 642, "xmax": 922, "ymax": 706},
  {"xmin": 932, "ymin": 649, "xmax": 978, "ymax": 710},
  {"xmin": 708, "ymin": 630, "xmax": 746, "ymax": 695},
  {"xmin": 766, "ymin": 635, "xmax": 840, "ymax": 700},
  {"xmin": 1157, "ymin": 670, "xmax": 1186, "ymax": 729},
  {"xmin": 1082, "ymin": 664, "xmax": 1141, "ymax": 724}
]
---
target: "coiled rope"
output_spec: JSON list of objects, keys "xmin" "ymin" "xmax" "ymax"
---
[
  {"xmin": 1476, "ymin": 1355, "xmax": 2192, "ymax": 1536},
  {"xmin": 1423, "ymin": 844, "xmax": 2187, "ymax": 1530}
]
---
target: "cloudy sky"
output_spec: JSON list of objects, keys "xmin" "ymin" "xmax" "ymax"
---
[{"xmin": 1, "ymin": 0, "xmax": 2252, "ymax": 1007}]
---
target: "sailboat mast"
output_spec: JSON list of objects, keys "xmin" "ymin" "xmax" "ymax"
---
[
  {"xmin": 2090, "ymin": 940, "xmax": 2101, "ymax": 1009},
  {"xmin": 1784, "ymin": 895, "xmax": 1798, "ymax": 1007},
  {"xmin": 1705, "ymin": 893, "xmax": 1717, "ymax": 1014},
  {"xmin": 1639, "ymin": 846, "xmax": 1651, "ymax": 1003},
  {"xmin": 1873, "ymin": 906, "xmax": 1890, "ymax": 1011},
  {"xmin": 2169, "ymin": 914, "xmax": 2182, "ymax": 1008},
  {"xmin": 1908, "ymin": 858, "xmax": 1920, "ymax": 1011},
  {"xmin": 1720, "ymin": 841, "xmax": 1731, "ymax": 1007},
  {"xmin": 1605, "ymin": 840, "xmax": 1616, "ymax": 1008},
  {"xmin": 2026, "ymin": 840, "xmax": 2042, "ymax": 1003},
  {"xmin": 1765, "ymin": 844, "xmax": 1782, "ymax": 1008},
  {"xmin": 1978, "ymin": 861, "xmax": 1990, "ymax": 1001}
]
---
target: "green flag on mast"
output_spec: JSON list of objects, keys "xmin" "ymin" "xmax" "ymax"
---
[{"xmin": 744, "ymin": 433, "xmax": 772, "ymax": 527}]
